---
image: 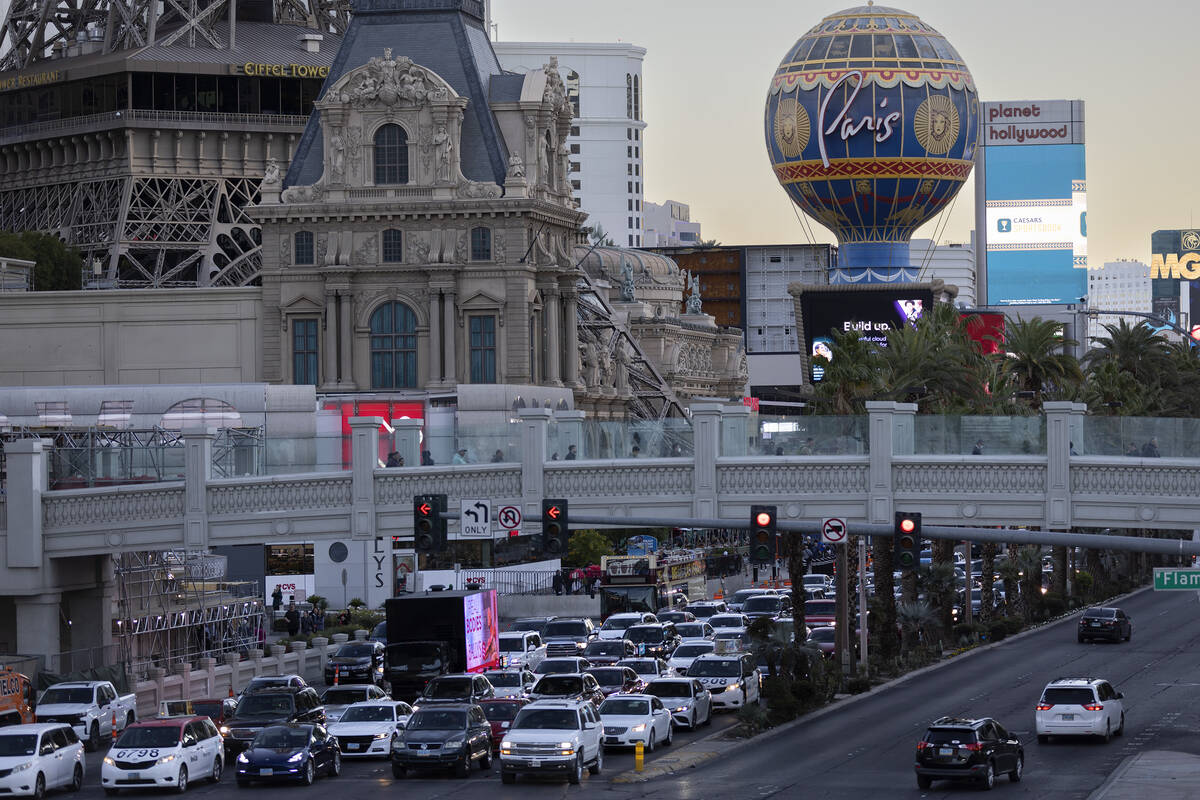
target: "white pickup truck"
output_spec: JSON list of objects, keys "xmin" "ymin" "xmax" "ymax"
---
[{"xmin": 36, "ymin": 680, "xmax": 138, "ymax": 751}]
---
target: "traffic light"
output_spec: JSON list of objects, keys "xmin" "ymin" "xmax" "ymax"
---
[
  {"xmin": 894, "ymin": 511, "xmax": 922, "ymax": 572},
  {"xmin": 414, "ymin": 494, "xmax": 448, "ymax": 556},
  {"xmin": 540, "ymin": 499, "xmax": 570, "ymax": 556},
  {"xmin": 750, "ymin": 505, "xmax": 777, "ymax": 564}
]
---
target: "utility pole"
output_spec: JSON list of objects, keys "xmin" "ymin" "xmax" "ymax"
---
[{"xmin": 835, "ymin": 541, "xmax": 851, "ymax": 678}]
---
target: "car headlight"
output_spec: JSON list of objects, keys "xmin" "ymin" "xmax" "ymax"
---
[
  {"xmin": 575, "ymin": 642, "xmax": 587, "ymax": 650},
  {"xmin": 103, "ymin": 756, "xmax": 116, "ymax": 766},
  {"xmin": 156, "ymin": 755, "xmax": 177, "ymax": 765},
  {"xmin": 219, "ymin": 726, "xmax": 230, "ymax": 735},
  {"xmin": 724, "ymin": 684, "xmax": 740, "ymax": 692},
  {"xmin": 287, "ymin": 752, "xmax": 305, "ymax": 763},
  {"xmin": 444, "ymin": 739, "xmax": 464, "ymax": 750},
  {"xmin": 237, "ymin": 753, "xmax": 248, "ymax": 764},
  {"xmin": 11, "ymin": 762, "xmax": 33, "ymax": 774},
  {"xmin": 631, "ymin": 723, "xmax": 646, "ymax": 733},
  {"xmin": 373, "ymin": 732, "xmax": 390, "ymax": 740},
  {"xmin": 673, "ymin": 706, "xmax": 686, "ymax": 713},
  {"xmin": 558, "ymin": 741, "xmax": 573, "ymax": 749}
]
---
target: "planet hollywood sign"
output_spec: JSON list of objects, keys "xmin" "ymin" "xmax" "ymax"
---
[{"xmin": 983, "ymin": 100, "xmax": 1084, "ymax": 147}]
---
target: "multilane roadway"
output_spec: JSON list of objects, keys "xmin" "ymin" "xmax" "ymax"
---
[{"xmin": 69, "ymin": 587, "xmax": 1200, "ymax": 799}]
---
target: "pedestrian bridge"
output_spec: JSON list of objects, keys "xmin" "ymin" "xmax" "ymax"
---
[{"xmin": 4, "ymin": 401, "xmax": 1198, "ymax": 568}]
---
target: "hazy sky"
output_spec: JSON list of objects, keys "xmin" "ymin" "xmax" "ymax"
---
[{"xmin": 493, "ymin": 0, "xmax": 1200, "ymax": 266}]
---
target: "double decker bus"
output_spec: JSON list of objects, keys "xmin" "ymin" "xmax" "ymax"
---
[{"xmin": 598, "ymin": 550, "xmax": 707, "ymax": 619}]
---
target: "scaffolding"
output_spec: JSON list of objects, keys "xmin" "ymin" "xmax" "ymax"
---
[
  {"xmin": 113, "ymin": 551, "xmax": 264, "ymax": 681},
  {"xmin": 0, "ymin": 426, "xmax": 265, "ymax": 491}
]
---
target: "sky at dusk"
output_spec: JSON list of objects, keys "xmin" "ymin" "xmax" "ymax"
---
[{"xmin": 492, "ymin": 0, "xmax": 1200, "ymax": 267}]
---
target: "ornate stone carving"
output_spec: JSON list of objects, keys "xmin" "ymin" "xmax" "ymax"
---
[
  {"xmin": 374, "ymin": 469, "xmax": 522, "ymax": 506},
  {"xmin": 456, "ymin": 180, "xmax": 502, "ymax": 199},
  {"xmin": 341, "ymin": 48, "xmax": 450, "ymax": 109},
  {"xmin": 718, "ymin": 463, "xmax": 869, "ymax": 495},
  {"xmin": 433, "ymin": 125, "xmax": 453, "ymax": 182},
  {"xmin": 506, "ymin": 154, "xmax": 525, "ymax": 179},
  {"xmin": 353, "ymin": 233, "xmax": 378, "ymax": 266},
  {"xmin": 315, "ymin": 235, "xmax": 329, "ymax": 266},
  {"xmin": 280, "ymin": 183, "xmax": 326, "ymax": 204},
  {"xmin": 493, "ymin": 231, "xmax": 506, "ymax": 264},
  {"xmin": 619, "ymin": 255, "xmax": 636, "ymax": 301},
  {"xmin": 685, "ymin": 272, "xmax": 703, "ymax": 315},
  {"xmin": 329, "ymin": 130, "xmax": 346, "ymax": 182},
  {"xmin": 1072, "ymin": 464, "xmax": 1200, "ymax": 496},
  {"xmin": 614, "ymin": 341, "xmax": 630, "ymax": 396},
  {"xmin": 408, "ymin": 233, "xmax": 431, "ymax": 264},
  {"xmin": 542, "ymin": 56, "xmax": 573, "ymax": 118},
  {"xmin": 279, "ymin": 234, "xmax": 290, "ymax": 264},
  {"xmin": 261, "ymin": 159, "xmax": 280, "ymax": 187},
  {"xmin": 344, "ymin": 127, "xmax": 363, "ymax": 181},
  {"xmin": 454, "ymin": 232, "xmax": 468, "ymax": 264}
]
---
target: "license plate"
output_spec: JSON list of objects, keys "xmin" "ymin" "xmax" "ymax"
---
[
  {"xmin": 606, "ymin": 737, "xmax": 620, "ymax": 744},
  {"xmin": 1061, "ymin": 714, "xmax": 1074, "ymax": 720},
  {"xmin": 346, "ymin": 743, "xmax": 359, "ymax": 750},
  {"xmin": 416, "ymin": 750, "xmax": 433, "ymax": 756},
  {"xmin": 259, "ymin": 769, "xmax": 273, "ymax": 776},
  {"xmin": 938, "ymin": 748, "xmax": 952, "ymax": 757},
  {"xmin": 530, "ymin": 759, "xmax": 540, "ymax": 768},
  {"xmin": 128, "ymin": 773, "xmax": 140, "ymax": 780},
  {"xmin": 1091, "ymin": 621, "xmax": 1101, "ymax": 627}
]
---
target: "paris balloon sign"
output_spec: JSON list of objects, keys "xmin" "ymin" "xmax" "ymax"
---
[{"xmin": 764, "ymin": 5, "xmax": 980, "ymax": 283}]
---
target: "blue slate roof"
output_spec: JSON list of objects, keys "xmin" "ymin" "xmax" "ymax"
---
[
  {"xmin": 284, "ymin": 0, "xmax": 510, "ymax": 189},
  {"xmin": 489, "ymin": 73, "xmax": 525, "ymax": 104}
]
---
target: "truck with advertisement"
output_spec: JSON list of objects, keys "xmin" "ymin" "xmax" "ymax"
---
[{"xmin": 384, "ymin": 589, "xmax": 499, "ymax": 701}]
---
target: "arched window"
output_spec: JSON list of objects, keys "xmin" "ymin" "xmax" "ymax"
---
[
  {"xmin": 470, "ymin": 227, "xmax": 492, "ymax": 261},
  {"xmin": 294, "ymin": 231, "xmax": 314, "ymax": 264},
  {"xmin": 566, "ymin": 70, "xmax": 580, "ymax": 117},
  {"xmin": 370, "ymin": 302, "xmax": 418, "ymax": 389},
  {"xmin": 626, "ymin": 74, "xmax": 633, "ymax": 119},
  {"xmin": 374, "ymin": 124, "xmax": 409, "ymax": 185},
  {"xmin": 633, "ymin": 74, "xmax": 641, "ymax": 121},
  {"xmin": 382, "ymin": 229, "xmax": 403, "ymax": 263}
]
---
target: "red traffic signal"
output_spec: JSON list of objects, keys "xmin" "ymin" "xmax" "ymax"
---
[
  {"xmin": 545, "ymin": 504, "xmax": 563, "ymax": 521},
  {"xmin": 899, "ymin": 518, "xmax": 916, "ymax": 534},
  {"xmin": 417, "ymin": 501, "xmax": 432, "ymax": 517},
  {"xmin": 755, "ymin": 511, "xmax": 773, "ymax": 527}
]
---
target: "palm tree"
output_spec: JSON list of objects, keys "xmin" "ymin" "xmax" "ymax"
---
[
  {"xmin": 870, "ymin": 537, "xmax": 898, "ymax": 663},
  {"xmin": 1085, "ymin": 319, "xmax": 1169, "ymax": 383},
  {"xmin": 812, "ymin": 328, "xmax": 881, "ymax": 414},
  {"xmin": 979, "ymin": 542, "xmax": 997, "ymax": 622},
  {"xmin": 1015, "ymin": 546, "xmax": 1044, "ymax": 621},
  {"xmin": 1000, "ymin": 318, "xmax": 1083, "ymax": 401},
  {"xmin": 897, "ymin": 600, "xmax": 941, "ymax": 657},
  {"xmin": 920, "ymin": 560, "xmax": 958, "ymax": 641}
]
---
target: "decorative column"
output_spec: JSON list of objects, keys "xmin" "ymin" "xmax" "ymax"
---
[
  {"xmin": 442, "ymin": 288, "xmax": 457, "ymax": 383},
  {"xmin": 322, "ymin": 292, "xmax": 338, "ymax": 389},
  {"xmin": 517, "ymin": 408, "xmax": 552, "ymax": 527},
  {"xmin": 4, "ymin": 439, "xmax": 45, "ymax": 568},
  {"xmin": 348, "ymin": 417, "xmax": 383, "ymax": 540},
  {"xmin": 689, "ymin": 403, "xmax": 722, "ymax": 519},
  {"xmin": 390, "ymin": 417, "xmax": 424, "ymax": 467},
  {"xmin": 339, "ymin": 292, "xmax": 355, "ymax": 388},
  {"xmin": 1043, "ymin": 401, "xmax": 1085, "ymax": 529},
  {"xmin": 719, "ymin": 404, "xmax": 751, "ymax": 457},
  {"xmin": 866, "ymin": 401, "xmax": 916, "ymax": 524},
  {"xmin": 182, "ymin": 428, "xmax": 213, "ymax": 550},
  {"xmin": 544, "ymin": 287, "xmax": 562, "ymax": 385},
  {"xmin": 427, "ymin": 290, "xmax": 442, "ymax": 385},
  {"xmin": 562, "ymin": 288, "xmax": 580, "ymax": 387}
]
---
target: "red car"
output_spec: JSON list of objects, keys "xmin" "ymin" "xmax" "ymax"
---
[
  {"xmin": 804, "ymin": 599, "xmax": 836, "ymax": 628},
  {"xmin": 478, "ymin": 698, "xmax": 529, "ymax": 752}
]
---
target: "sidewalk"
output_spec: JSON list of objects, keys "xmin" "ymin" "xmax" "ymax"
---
[{"xmin": 1089, "ymin": 751, "xmax": 1200, "ymax": 800}]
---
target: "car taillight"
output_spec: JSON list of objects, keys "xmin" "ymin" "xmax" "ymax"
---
[
  {"xmin": 1083, "ymin": 704, "xmax": 1103, "ymax": 711},
  {"xmin": 916, "ymin": 741, "xmax": 930, "ymax": 750},
  {"xmin": 1036, "ymin": 704, "xmax": 1053, "ymax": 711},
  {"xmin": 961, "ymin": 742, "xmax": 983, "ymax": 752}
]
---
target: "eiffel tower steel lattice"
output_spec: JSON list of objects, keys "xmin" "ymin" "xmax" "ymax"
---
[{"xmin": 0, "ymin": 0, "xmax": 347, "ymax": 286}]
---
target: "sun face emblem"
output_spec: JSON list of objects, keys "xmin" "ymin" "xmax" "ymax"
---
[
  {"xmin": 773, "ymin": 98, "xmax": 810, "ymax": 159},
  {"xmin": 914, "ymin": 95, "xmax": 960, "ymax": 156}
]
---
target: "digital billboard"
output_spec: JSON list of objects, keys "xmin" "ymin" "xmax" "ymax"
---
[
  {"xmin": 463, "ymin": 589, "xmax": 499, "ymax": 672},
  {"xmin": 798, "ymin": 286, "xmax": 935, "ymax": 382},
  {"xmin": 979, "ymin": 101, "xmax": 1087, "ymax": 306},
  {"xmin": 1149, "ymin": 229, "xmax": 1200, "ymax": 337}
]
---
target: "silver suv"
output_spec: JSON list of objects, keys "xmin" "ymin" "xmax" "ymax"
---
[{"xmin": 498, "ymin": 699, "xmax": 603, "ymax": 785}]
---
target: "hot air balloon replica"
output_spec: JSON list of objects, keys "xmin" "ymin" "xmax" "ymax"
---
[{"xmin": 765, "ymin": 4, "xmax": 980, "ymax": 282}]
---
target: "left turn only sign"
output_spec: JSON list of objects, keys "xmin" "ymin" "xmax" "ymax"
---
[{"xmin": 460, "ymin": 499, "xmax": 492, "ymax": 538}]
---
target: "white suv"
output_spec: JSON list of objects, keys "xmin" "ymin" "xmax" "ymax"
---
[
  {"xmin": 498, "ymin": 700, "xmax": 602, "ymax": 786},
  {"xmin": 1035, "ymin": 678, "xmax": 1126, "ymax": 743},
  {"xmin": 686, "ymin": 654, "xmax": 761, "ymax": 710},
  {"xmin": 102, "ymin": 716, "xmax": 224, "ymax": 793}
]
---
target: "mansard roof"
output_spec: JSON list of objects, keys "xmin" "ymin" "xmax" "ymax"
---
[{"xmin": 284, "ymin": 0, "xmax": 509, "ymax": 189}]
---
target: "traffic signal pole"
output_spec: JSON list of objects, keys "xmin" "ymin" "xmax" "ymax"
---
[{"xmin": 835, "ymin": 540, "xmax": 851, "ymax": 677}]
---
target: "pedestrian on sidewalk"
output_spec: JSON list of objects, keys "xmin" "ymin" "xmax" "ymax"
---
[{"xmin": 285, "ymin": 602, "xmax": 300, "ymax": 637}]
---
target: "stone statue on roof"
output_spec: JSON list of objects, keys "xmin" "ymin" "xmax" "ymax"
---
[{"xmin": 619, "ymin": 254, "xmax": 636, "ymax": 302}]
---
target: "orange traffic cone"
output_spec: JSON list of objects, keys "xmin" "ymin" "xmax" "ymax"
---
[{"xmin": 111, "ymin": 710, "xmax": 118, "ymax": 743}]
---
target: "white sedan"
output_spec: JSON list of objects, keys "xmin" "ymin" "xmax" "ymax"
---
[
  {"xmin": 328, "ymin": 701, "xmax": 412, "ymax": 758},
  {"xmin": 644, "ymin": 679, "xmax": 713, "ymax": 730},
  {"xmin": 667, "ymin": 641, "xmax": 715, "ymax": 676},
  {"xmin": 598, "ymin": 695, "xmax": 674, "ymax": 751},
  {"xmin": 708, "ymin": 614, "xmax": 750, "ymax": 633}
]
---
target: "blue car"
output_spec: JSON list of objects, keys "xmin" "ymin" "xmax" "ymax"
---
[{"xmin": 235, "ymin": 724, "xmax": 341, "ymax": 786}]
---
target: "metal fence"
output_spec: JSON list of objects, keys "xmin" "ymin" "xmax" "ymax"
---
[{"xmin": 452, "ymin": 570, "xmax": 559, "ymax": 596}]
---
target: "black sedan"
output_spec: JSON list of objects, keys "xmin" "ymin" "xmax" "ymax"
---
[
  {"xmin": 391, "ymin": 705, "xmax": 493, "ymax": 779},
  {"xmin": 1077, "ymin": 607, "xmax": 1132, "ymax": 643},
  {"xmin": 324, "ymin": 641, "xmax": 386, "ymax": 686},
  {"xmin": 235, "ymin": 724, "xmax": 341, "ymax": 786}
]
